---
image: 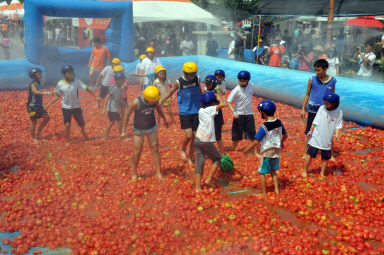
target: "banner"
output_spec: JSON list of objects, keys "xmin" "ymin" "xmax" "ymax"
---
[{"xmin": 72, "ymin": 18, "xmax": 111, "ymax": 29}]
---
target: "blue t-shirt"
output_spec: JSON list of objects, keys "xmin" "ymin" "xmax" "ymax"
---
[
  {"xmin": 177, "ymin": 76, "xmax": 201, "ymax": 115},
  {"xmin": 307, "ymin": 76, "xmax": 336, "ymax": 113},
  {"xmin": 143, "ymin": 72, "xmax": 156, "ymax": 90}
]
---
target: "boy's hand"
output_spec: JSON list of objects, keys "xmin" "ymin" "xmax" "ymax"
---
[
  {"xmin": 306, "ymin": 132, "xmax": 312, "ymax": 139},
  {"xmin": 335, "ymin": 134, "xmax": 340, "ymax": 141},
  {"xmin": 233, "ymin": 113, "xmax": 239, "ymax": 119},
  {"xmin": 102, "ymin": 109, "xmax": 106, "ymax": 115},
  {"xmin": 255, "ymin": 153, "xmax": 261, "ymax": 159},
  {"xmin": 121, "ymin": 131, "xmax": 126, "ymax": 137},
  {"xmin": 301, "ymin": 109, "xmax": 306, "ymax": 119}
]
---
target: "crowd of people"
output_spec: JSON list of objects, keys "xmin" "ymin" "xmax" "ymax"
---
[
  {"xmin": 0, "ymin": 19, "xmax": 23, "ymax": 60},
  {"xmin": 26, "ymin": 38, "xmax": 343, "ymax": 194}
]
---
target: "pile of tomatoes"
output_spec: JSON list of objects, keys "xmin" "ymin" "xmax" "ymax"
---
[{"xmin": 0, "ymin": 85, "xmax": 383, "ymax": 254}]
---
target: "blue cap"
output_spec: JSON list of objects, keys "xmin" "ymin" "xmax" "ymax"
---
[
  {"xmin": 205, "ymin": 75, "xmax": 217, "ymax": 85},
  {"xmin": 114, "ymin": 72, "xmax": 125, "ymax": 80},
  {"xmin": 258, "ymin": 100, "xmax": 276, "ymax": 113},
  {"xmin": 214, "ymin": 69, "xmax": 225, "ymax": 78},
  {"xmin": 201, "ymin": 91, "xmax": 216, "ymax": 104},
  {"xmin": 61, "ymin": 64, "xmax": 74, "ymax": 75},
  {"xmin": 29, "ymin": 67, "xmax": 42, "ymax": 79},
  {"xmin": 237, "ymin": 70, "xmax": 250, "ymax": 80},
  {"xmin": 323, "ymin": 93, "xmax": 340, "ymax": 104}
]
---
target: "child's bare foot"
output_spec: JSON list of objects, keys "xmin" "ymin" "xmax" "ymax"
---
[
  {"xmin": 330, "ymin": 156, "xmax": 336, "ymax": 162},
  {"xmin": 187, "ymin": 158, "xmax": 193, "ymax": 165},
  {"xmin": 195, "ymin": 187, "xmax": 202, "ymax": 193},
  {"xmin": 157, "ymin": 172, "xmax": 164, "ymax": 180},
  {"xmin": 32, "ymin": 138, "xmax": 39, "ymax": 144},
  {"xmin": 301, "ymin": 154, "xmax": 307, "ymax": 159},
  {"xmin": 301, "ymin": 170, "xmax": 307, "ymax": 177},
  {"xmin": 132, "ymin": 174, "xmax": 137, "ymax": 181},
  {"xmin": 180, "ymin": 151, "xmax": 187, "ymax": 162},
  {"xmin": 204, "ymin": 180, "xmax": 215, "ymax": 187},
  {"xmin": 65, "ymin": 142, "xmax": 70, "ymax": 146}
]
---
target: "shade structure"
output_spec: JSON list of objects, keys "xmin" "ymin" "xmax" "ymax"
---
[
  {"xmin": 344, "ymin": 16, "xmax": 384, "ymax": 27},
  {"xmin": 0, "ymin": 0, "xmax": 24, "ymax": 19},
  {"xmin": 132, "ymin": 0, "xmax": 221, "ymax": 26}
]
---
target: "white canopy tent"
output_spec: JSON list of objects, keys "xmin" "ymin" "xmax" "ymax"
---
[{"xmin": 132, "ymin": 0, "xmax": 221, "ymax": 26}]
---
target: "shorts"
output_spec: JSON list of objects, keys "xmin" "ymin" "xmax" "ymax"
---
[
  {"xmin": 259, "ymin": 157, "xmax": 280, "ymax": 174},
  {"xmin": 179, "ymin": 114, "xmax": 199, "ymax": 131},
  {"xmin": 305, "ymin": 112, "xmax": 317, "ymax": 135},
  {"xmin": 89, "ymin": 66, "xmax": 102, "ymax": 76},
  {"xmin": 108, "ymin": 111, "xmax": 121, "ymax": 122},
  {"xmin": 133, "ymin": 124, "xmax": 158, "ymax": 136},
  {"xmin": 306, "ymin": 144, "xmax": 331, "ymax": 160},
  {"xmin": 99, "ymin": 85, "xmax": 109, "ymax": 99},
  {"xmin": 27, "ymin": 106, "xmax": 47, "ymax": 120},
  {"xmin": 214, "ymin": 121, "xmax": 223, "ymax": 141},
  {"xmin": 194, "ymin": 137, "xmax": 221, "ymax": 175},
  {"xmin": 232, "ymin": 114, "xmax": 256, "ymax": 141},
  {"xmin": 62, "ymin": 108, "xmax": 85, "ymax": 127}
]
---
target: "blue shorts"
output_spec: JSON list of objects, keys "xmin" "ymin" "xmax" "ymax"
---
[{"xmin": 259, "ymin": 157, "xmax": 279, "ymax": 174}]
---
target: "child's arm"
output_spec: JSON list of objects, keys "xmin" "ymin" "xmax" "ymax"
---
[
  {"xmin": 306, "ymin": 123, "xmax": 316, "ymax": 139},
  {"xmin": 85, "ymin": 87, "xmax": 97, "ymax": 99},
  {"xmin": 121, "ymin": 99, "xmax": 139, "ymax": 137},
  {"xmin": 335, "ymin": 128, "xmax": 341, "ymax": 141},
  {"xmin": 227, "ymin": 101, "xmax": 238, "ymax": 119},
  {"xmin": 215, "ymin": 93, "xmax": 227, "ymax": 111},
  {"xmin": 155, "ymin": 103, "xmax": 169, "ymax": 127},
  {"xmin": 332, "ymin": 79, "xmax": 336, "ymax": 93},
  {"xmin": 88, "ymin": 54, "xmax": 94, "ymax": 68},
  {"xmin": 45, "ymin": 93, "xmax": 60, "ymax": 109},
  {"xmin": 159, "ymin": 81, "xmax": 178, "ymax": 105},
  {"xmin": 243, "ymin": 140, "xmax": 260, "ymax": 157},
  {"xmin": 281, "ymin": 134, "xmax": 288, "ymax": 150},
  {"xmin": 31, "ymin": 84, "xmax": 51, "ymax": 96},
  {"xmin": 301, "ymin": 77, "xmax": 312, "ymax": 118},
  {"xmin": 103, "ymin": 94, "xmax": 111, "ymax": 114},
  {"xmin": 130, "ymin": 73, "xmax": 146, "ymax": 77}
]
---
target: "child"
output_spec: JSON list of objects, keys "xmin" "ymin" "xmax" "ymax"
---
[
  {"xmin": 243, "ymin": 100, "xmax": 287, "ymax": 196},
  {"xmin": 159, "ymin": 62, "xmax": 201, "ymax": 164},
  {"xmin": 227, "ymin": 70, "xmax": 256, "ymax": 151},
  {"xmin": 130, "ymin": 70, "xmax": 156, "ymax": 91},
  {"xmin": 46, "ymin": 65, "xmax": 97, "ymax": 145},
  {"xmin": 103, "ymin": 72, "xmax": 126, "ymax": 139},
  {"xmin": 204, "ymin": 75, "xmax": 224, "ymax": 155},
  {"xmin": 301, "ymin": 59, "xmax": 336, "ymax": 158},
  {"xmin": 88, "ymin": 37, "xmax": 111, "ymax": 89},
  {"xmin": 96, "ymin": 57, "xmax": 121, "ymax": 108},
  {"xmin": 195, "ymin": 91, "xmax": 227, "ymax": 192},
  {"xmin": 27, "ymin": 68, "xmax": 51, "ymax": 143},
  {"xmin": 136, "ymin": 54, "xmax": 147, "ymax": 88},
  {"xmin": 121, "ymin": 86, "xmax": 168, "ymax": 180},
  {"xmin": 110, "ymin": 65, "xmax": 129, "ymax": 117},
  {"xmin": 303, "ymin": 93, "xmax": 342, "ymax": 178},
  {"xmin": 214, "ymin": 69, "xmax": 227, "ymax": 97},
  {"xmin": 326, "ymin": 48, "xmax": 340, "ymax": 76},
  {"xmin": 153, "ymin": 65, "xmax": 174, "ymax": 123}
]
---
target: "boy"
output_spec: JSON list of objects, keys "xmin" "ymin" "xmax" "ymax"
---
[
  {"xmin": 141, "ymin": 47, "xmax": 162, "ymax": 89},
  {"xmin": 159, "ymin": 62, "xmax": 201, "ymax": 164},
  {"xmin": 121, "ymin": 86, "xmax": 168, "ymax": 180},
  {"xmin": 214, "ymin": 69, "xmax": 227, "ymax": 97},
  {"xmin": 301, "ymin": 59, "xmax": 336, "ymax": 157},
  {"xmin": 195, "ymin": 91, "xmax": 227, "ymax": 192},
  {"xmin": 303, "ymin": 93, "xmax": 342, "ymax": 178},
  {"xmin": 88, "ymin": 37, "xmax": 111, "ymax": 89},
  {"xmin": 153, "ymin": 65, "xmax": 174, "ymax": 123},
  {"xmin": 227, "ymin": 70, "xmax": 255, "ymax": 151},
  {"xmin": 27, "ymin": 68, "xmax": 51, "ymax": 143},
  {"xmin": 103, "ymin": 72, "xmax": 126, "ymax": 139},
  {"xmin": 45, "ymin": 65, "xmax": 97, "ymax": 145},
  {"xmin": 96, "ymin": 57, "xmax": 121, "ymax": 108},
  {"xmin": 244, "ymin": 100, "xmax": 287, "ymax": 196}
]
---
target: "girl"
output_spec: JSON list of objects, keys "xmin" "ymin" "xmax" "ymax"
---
[
  {"xmin": 27, "ymin": 68, "xmax": 51, "ymax": 143},
  {"xmin": 109, "ymin": 65, "xmax": 129, "ymax": 118},
  {"xmin": 153, "ymin": 65, "xmax": 174, "ymax": 123}
]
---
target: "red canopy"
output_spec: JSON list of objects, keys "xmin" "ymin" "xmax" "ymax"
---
[{"xmin": 344, "ymin": 16, "xmax": 384, "ymax": 28}]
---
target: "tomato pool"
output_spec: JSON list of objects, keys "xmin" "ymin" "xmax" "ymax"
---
[{"xmin": 0, "ymin": 85, "xmax": 383, "ymax": 255}]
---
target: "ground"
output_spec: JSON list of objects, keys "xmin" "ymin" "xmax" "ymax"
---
[{"xmin": 0, "ymin": 85, "xmax": 383, "ymax": 255}]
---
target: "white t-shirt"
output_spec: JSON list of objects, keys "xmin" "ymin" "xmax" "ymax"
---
[
  {"xmin": 227, "ymin": 84, "xmax": 254, "ymax": 115},
  {"xmin": 309, "ymin": 105, "xmax": 343, "ymax": 150},
  {"xmin": 357, "ymin": 52, "xmax": 376, "ymax": 77},
  {"xmin": 196, "ymin": 106, "xmax": 218, "ymax": 143},
  {"xmin": 180, "ymin": 40, "xmax": 194, "ymax": 56},
  {"xmin": 100, "ymin": 66, "xmax": 114, "ymax": 87},
  {"xmin": 141, "ymin": 57, "xmax": 162, "ymax": 85},
  {"xmin": 326, "ymin": 57, "xmax": 340, "ymax": 77},
  {"xmin": 54, "ymin": 79, "xmax": 88, "ymax": 109},
  {"xmin": 228, "ymin": 40, "xmax": 235, "ymax": 59},
  {"xmin": 136, "ymin": 62, "xmax": 145, "ymax": 83}
]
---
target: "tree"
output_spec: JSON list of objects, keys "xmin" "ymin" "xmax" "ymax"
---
[{"xmin": 191, "ymin": 0, "xmax": 261, "ymax": 22}]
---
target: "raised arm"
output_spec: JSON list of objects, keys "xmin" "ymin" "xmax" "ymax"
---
[
  {"xmin": 121, "ymin": 99, "xmax": 139, "ymax": 137},
  {"xmin": 301, "ymin": 77, "xmax": 312, "ymax": 118},
  {"xmin": 159, "ymin": 81, "xmax": 178, "ymax": 105},
  {"xmin": 155, "ymin": 103, "xmax": 168, "ymax": 127}
]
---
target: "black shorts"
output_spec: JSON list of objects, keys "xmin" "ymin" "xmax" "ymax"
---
[
  {"xmin": 305, "ymin": 112, "xmax": 317, "ymax": 135},
  {"xmin": 214, "ymin": 120, "xmax": 223, "ymax": 141},
  {"xmin": 62, "ymin": 108, "xmax": 85, "ymax": 127},
  {"xmin": 232, "ymin": 114, "xmax": 256, "ymax": 141},
  {"xmin": 306, "ymin": 145, "xmax": 331, "ymax": 160},
  {"xmin": 108, "ymin": 111, "xmax": 121, "ymax": 121},
  {"xmin": 27, "ymin": 106, "xmax": 47, "ymax": 120},
  {"xmin": 179, "ymin": 113, "xmax": 199, "ymax": 131},
  {"xmin": 99, "ymin": 85, "xmax": 109, "ymax": 99}
]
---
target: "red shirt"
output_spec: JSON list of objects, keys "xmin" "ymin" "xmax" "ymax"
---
[{"xmin": 268, "ymin": 45, "xmax": 285, "ymax": 67}]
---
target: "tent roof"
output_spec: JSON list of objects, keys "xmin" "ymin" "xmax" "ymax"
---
[{"xmin": 253, "ymin": 0, "xmax": 384, "ymax": 17}]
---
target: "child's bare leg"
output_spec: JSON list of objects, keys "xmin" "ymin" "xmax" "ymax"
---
[
  {"xmin": 303, "ymin": 154, "xmax": 312, "ymax": 177},
  {"xmin": 131, "ymin": 134, "xmax": 144, "ymax": 180},
  {"xmin": 302, "ymin": 136, "xmax": 308, "ymax": 158},
  {"xmin": 167, "ymin": 105, "xmax": 174, "ymax": 122},
  {"xmin": 104, "ymin": 121, "xmax": 114, "ymax": 139},
  {"xmin": 29, "ymin": 119, "xmax": 38, "ymax": 142},
  {"xmin": 80, "ymin": 126, "xmax": 89, "ymax": 140},
  {"xmin": 89, "ymin": 73, "xmax": 94, "ymax": 88},
  {"xmin": 259, "ymin": 173, "xmax": 267, "ymax": 196},
  {"xmin": 181, "ymin": 128, "xmax": 193, "ymax": 162},
  {"xmin": 147, "ymin": 130, "xmax": 163, "ymax": 179},
  {"xmin": 116, "ymin": 120, "xmax": 123, "ymax": 134},
  {"xmin": 195, "ymin": 173, "xmax": 202, "ymax": 193},
  {"xmin": 97, "ymin": 97, "xmax": 102, "ymax": 108},
  {"xmin": 188, "ymin": 132, "xmax": 196, "ymax": 164},
  {"xmin": 320, "ymin": 160, "xmax": 328, "ymax": 178},
  {"xmin": 36, "ymin": 113, "xmax": 50, "ymax": 139},
  {"xmin": 217, "ymin": 140, "xmax": 224, "ymax": 156},
  {"xmin": 271, "ymin": 171, "xmax": 279, "ymax": 195},
  {"xmin": 64, "ymin": 122, "xmax": 71, "ymax": 145},
  {"xmin": 205, "ymin": 162, "xmax": 219, "ymax": 186},
  {"xmin": 232, "ymin": 140, "xmax": 240, "ymax": 151}
]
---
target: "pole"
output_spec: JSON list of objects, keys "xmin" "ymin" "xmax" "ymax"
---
[
  {"xmin": 327, "ymin": 0, "xmax": 335, "ymax": 44},
  {"xmin": 256, "ymin": 15, "xmax": 261, "ymax": 64}
]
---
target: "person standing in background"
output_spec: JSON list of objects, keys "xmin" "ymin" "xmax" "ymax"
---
[
  {"xmin": 205, "ymin": 32, "xmax": 218, "ymax": 57},
  {"xmin": 227, "ymin": 33, "xmax": 236, "ymax": 60},
  {"xmin": 180, "ymin": 34, "xmax": 194, "ymax": 56},
  {"xmin": 326, "ymin": 48, "xmax": 340, "ymax": 76},
  {"xmin": 88, "ymin": 37, "xmax": 111, "ymax": 89},
  {"xmin": 141, "ymin": 47, "xmax": 162, "ymax": 89},
  {"xmin": 268, "ymin": 37, "xmax": 285, "ymax": 67},
  {"xmin": 356, "ymin": 42, "xmax": 376, "ymax": 78},
  {"xmin": 234, "ymin": 22, "xmax": 247, "ymax": 61}
]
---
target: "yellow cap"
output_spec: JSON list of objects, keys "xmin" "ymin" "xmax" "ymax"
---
[
  {"xmin": 182, "ymin": 62, "xmax": 198, "ymax": 73},
  {"xmin": 113, "ymin": 65, "xmax": 124, "ymax": 73},
  {"xmin": 154, "ymin": 65, "xmax": 167, "ymax": 75},
  {"xmin": 143, "ymin": 85, "xmax": 160, "ymax": 104},
  {"xmin": 146, "ymin": 47, "xmax": 155, "ymax": 53},
  {"xmin": 112, "ymin": 58, "xmax": 121, "ymax": 65},
  {"xmin": 139, "ymin": 54, "xmax": 147, "ymax": 60}
]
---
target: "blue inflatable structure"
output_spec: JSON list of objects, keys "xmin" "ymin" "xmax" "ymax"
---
[{"xmin": 0, "ymin": 0, "xmax": 383, "ymax": 129}]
